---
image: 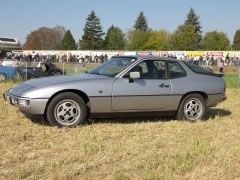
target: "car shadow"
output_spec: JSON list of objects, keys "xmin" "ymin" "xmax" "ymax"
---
[
  {"xmin": 30, "ymin": 117, "xmax": 50, "ymax": 126},
  {"xmin": 26, "ymin": 114, "xmax": 176, "ymax": 126},
  {"xmin": 90, "ymin": 116, "xmax": 175, "ymax": 124},
  {"xmin": 205, "ymin": 108, "xmax": 231, "ymax": 120},
  {"xmin": 25, "ymin": 108, "xmax": 231, "ymax": 126},
  {"xmin": 23, "ymin": 113, "xmax": 50, "ymax": 126},
  {"xmin": 91, "ymin": 108, "xmax": 232, "ymax": 124}
]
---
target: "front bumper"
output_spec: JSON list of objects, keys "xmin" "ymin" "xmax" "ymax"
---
[{"xmin": 3, "ymin": 92, "xmax": 48, "ymax": 115}]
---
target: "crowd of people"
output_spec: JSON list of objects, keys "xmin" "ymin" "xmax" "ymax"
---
[
  {"xmin": 1, "ymin": 51, "xmax": 240, "ymax": 72},
  {"xmin": 1, "ymin": 52, "xmax": 110, "ymax": 64}
]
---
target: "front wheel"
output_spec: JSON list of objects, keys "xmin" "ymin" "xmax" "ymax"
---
[
  {"xmin": 46, "ymin": 92, "xmax": 87, "ymax": 127},
  {"xmin": 177, "ymin": 93, "xmax": 206, "ymax": 122}
]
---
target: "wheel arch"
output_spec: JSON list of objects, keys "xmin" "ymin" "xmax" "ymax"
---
[
  {"xmin": 44, "ymin": 89, "xmax": 90, "ymax": 115},
  {"xmin": 178, "ymin": 91, "xmax": 208, "ymax": 108}
]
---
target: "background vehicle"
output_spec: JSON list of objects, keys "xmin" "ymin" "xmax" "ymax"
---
[
  {"xmin": 17, "ymin": 62, "xmax": 64, "ymax": 79},
  {"xmin": 4, "ymin": 56, "xmax": 226, "ymax": 127},
  {"xmin": 0, "ymin": 62, "xmax": 64, "ymax": 81},
  {"xmin": 0, "ymin": 65, "xmax": 17, "ymax": 81}
]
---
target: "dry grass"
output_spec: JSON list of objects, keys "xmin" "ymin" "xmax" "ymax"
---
[{"xmin": 0, "ymin": 82, "xmax": 240, "ymax": 180}]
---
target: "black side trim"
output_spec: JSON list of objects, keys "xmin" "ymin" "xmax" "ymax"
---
[
  {"xmin": 89, "ymin": 93, "xmax": 224, "ymax": 98},
  {"xmin": 208, "ymin": 93, "xmax": 224, "ymax": 96},
  {"xmin": 89, "ymin": 94, "xmax": 183, "ymax": 98}
]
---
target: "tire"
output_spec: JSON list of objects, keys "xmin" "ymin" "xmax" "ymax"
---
[
  {"xmin": 53, "ymin": 72, "xmax": 62, "ymax": 76},
  {"xmin": 15, "ymin": 72, "xmax": 21, "ymax": 80},
  {"xmin": 46, "ymin": 92, "xmax": 87, "ymax": 127},
  {"xmin": 0, "ymin": 73, "xmax": 6, "ymax": 81},
  {"xmin": 176, "ymin": 93, "xmax": 206, "ymax": 122}
]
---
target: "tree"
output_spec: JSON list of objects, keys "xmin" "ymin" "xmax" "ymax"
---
[
  {"xmin": 184, "ymin": 8, "xmax": 202, "ymax": 47},
  {"xmin": 170, "ymin": 24, "xmax": 199, "ymax": 50},
  {"xmin": 23, "ymin": 26, "xmax": 66, "ymax": 50},
  {"xmin": 104, "ymin": 25, "xmax": 125, "ymax": 50},
  {"xmin": 79, "ymin": 11, "xmax": 105, "ymax": 50},
  {"xmin": 24, "ymin": 35, "xmax": 42, "ymax": 50},
  {"xmin": 60, "ymin": 30, "xmax": 77, "ymax": 50},
  {"xmin": 233, "ymin": 29, "xmax": 240, "ymax": 50},
  {"xmin": 134, "ymin": 11, "xmax": 149, "ymax": 31},
  {"xmin": 53, "ymin": 26, "xmax": 68, "ymax": 48},
  {"xmin": 200, "ymin": 31, "xmax": 230, "ymax": 50},
  {"xmin": 144, "ymin": 30, "xmax": 171, "ymax": 50},
  {"xmin": 185, "ymin": 8, "xmax": 202, "ymax": 34},
  {"xmin": 127, "ymin": 30, "xmax": 150, "ymax": 50}
]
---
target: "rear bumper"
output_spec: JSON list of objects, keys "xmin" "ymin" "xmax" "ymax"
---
[
  {"xmin": 207, "ymin": 93, "xmax": 227, "ymax": 107},
  {"xmin": 3, "ymin": 92, "xmax": 48, "ymax": 115}
]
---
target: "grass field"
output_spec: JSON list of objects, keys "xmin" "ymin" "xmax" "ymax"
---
[
  {"xmin": 0, "ymin": 82, "xmax": 240, "ymax": 179},
  {"xmin": 224, "ymin": 74, "xmax": 240, "ymax": 88}
]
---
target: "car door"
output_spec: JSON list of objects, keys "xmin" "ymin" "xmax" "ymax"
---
[{"xmin": 112, "ymin": 60, "xmax": 171, "ymax": 111}]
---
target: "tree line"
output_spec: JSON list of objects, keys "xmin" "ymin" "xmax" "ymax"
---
[{"xmin": 23, "ymin": 9, "xmax": 240, "ymax": 51}]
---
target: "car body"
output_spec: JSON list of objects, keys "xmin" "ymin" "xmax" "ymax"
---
[
  {"xmin": 0, "ymin": 37, "xmax": 21, "ymax": 51},
  {"xmin": 4, "ymin": 56, "xmax": 227, "ymax": 127},
  {"xmin": 0, "ymin": 65, "xmax": 17, "ymax": 80}
]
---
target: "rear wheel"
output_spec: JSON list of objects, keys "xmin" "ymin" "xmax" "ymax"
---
[
  {"xmin": 177, "ymin": 93, "xmax": 206, "ymax": 122},
  {"xmin": 0, "ymin": 73, "xmax": 6, "ymax": 81},
  {"xmin": 46, "ymin": 92, "xmax": 87, "ymax": 127},
  {"xmin": 15, "ymin": 72, "xmax": 21, "ymax": 80}
]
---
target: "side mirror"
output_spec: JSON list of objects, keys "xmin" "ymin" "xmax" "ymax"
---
[{"xmin": 129, "ymin": 71, "xmax": 140, "ymax": 80}]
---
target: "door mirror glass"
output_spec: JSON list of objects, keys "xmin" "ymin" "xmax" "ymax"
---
[{"xmin": 130, "ymin": 72, "xmax": 140, "ymax": 79}]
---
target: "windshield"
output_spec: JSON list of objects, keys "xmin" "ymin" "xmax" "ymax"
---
[{"xmin": 87, "ymin": 57, "xmax": 137, "ymax": 77}]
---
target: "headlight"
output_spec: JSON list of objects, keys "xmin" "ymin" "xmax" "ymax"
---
[
  {"xmin": 18, "ymin": 99, "xmax": 30, "ymax": 107},
  {"xmin": 11, "ymin": 98, "xmax": 18, "ymax": 105}
]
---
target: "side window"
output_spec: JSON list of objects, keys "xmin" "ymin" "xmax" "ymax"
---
[
  {"xmin": 124, "ymin": 60, "xmax": 167, "ymax": 79},
  {"xmin": 131, "ymin": 61, "xmax": 148, "ymax": 76},
  {"xmin": 123, "ymin": 61, "xmax": 148, "ymax": 78},
  {"xmin": 168, "ymin": 62, "xmax": 186, "ymax": 79}
]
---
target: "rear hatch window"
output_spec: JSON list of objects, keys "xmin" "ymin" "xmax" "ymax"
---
[{"xmin": 184, "ymin": 61, "xmax": 223, "ymax": 77}]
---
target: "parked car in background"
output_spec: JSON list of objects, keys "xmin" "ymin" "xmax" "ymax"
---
[
  {"xmin": 17, "ymin": 62, "xmax": 64, "ymax": 79},
  {"xmin": 0, "ymin": 65, "xmax": 17, "ymax": 81},
  {"xmin": 4, "ymin": 56, "xmax": 226, "ymax": 127},
  {"xmin": 0, "ymin": 62, "xmax": 64, "ymax": 81}
]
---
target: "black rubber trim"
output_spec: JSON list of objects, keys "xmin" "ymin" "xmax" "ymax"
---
[{"xmin": 89, "ymin": 93, "xmax": 224, "ymax": 98}]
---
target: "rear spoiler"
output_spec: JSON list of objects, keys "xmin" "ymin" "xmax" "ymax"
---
[{"xmin": 211, "ymin": 73, "xmax": 224, "ymax": 77}]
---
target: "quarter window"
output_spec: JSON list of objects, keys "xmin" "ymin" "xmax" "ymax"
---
[{"xmin": 168, "ymin": 62, "xmax": 186, "ymax": 79}]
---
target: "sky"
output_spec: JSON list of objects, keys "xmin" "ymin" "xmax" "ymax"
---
[{"xmin": 1, "ymin": 0, "xmax": 240, "ymax": 43}]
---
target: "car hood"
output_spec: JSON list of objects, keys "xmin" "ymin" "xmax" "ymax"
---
[
  {"xmin": 9, "ymin": 73, "xmax": 109, "ymax": 96},
  {"xmin": 23, "ymin": 73, "xmax": 108, "ymax": 88}
]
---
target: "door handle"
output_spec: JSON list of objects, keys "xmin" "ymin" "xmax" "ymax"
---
[{"xmin": 159, "ymin": 83, "xmax": 170, "ymax": 88}]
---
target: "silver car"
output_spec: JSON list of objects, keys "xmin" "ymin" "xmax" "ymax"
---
[{"xmin": 4, "ymin": 56, "xmax": 226, "ymax": 127}]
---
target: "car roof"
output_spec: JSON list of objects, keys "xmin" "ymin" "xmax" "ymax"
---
[{"xmin": 111, "ymin": 55, "xmax": 178, "ymax": 62}]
